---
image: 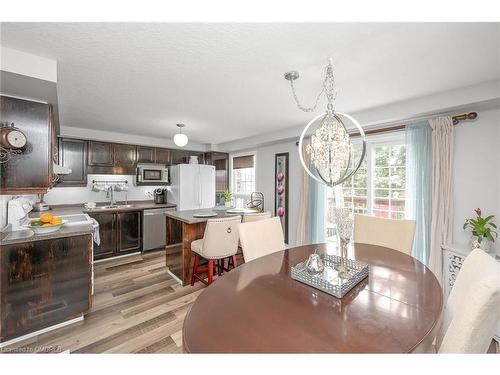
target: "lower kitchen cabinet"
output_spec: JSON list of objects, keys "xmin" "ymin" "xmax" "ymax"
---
[
  {"xmin": 0, "ymin": 234, "xmax": 92, "ymax": 343},
  {"xmin": 90, "ymin": 212, "xmax": 116, "ymax": 259},
  {"xmin": 89, "ymin": 210, "xmax": 142, "ymax": 260},
  {"xmin": 117, "ymin": 211, "xmax": 141, "ymax": 254}
]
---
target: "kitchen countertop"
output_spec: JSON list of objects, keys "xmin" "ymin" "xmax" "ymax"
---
[
  {"xmin": 0, "ymin": 223, "xmax": 94, "ymax": 246},
  {"xmin": 164, "ymin": 208, "xmax": 258, "ymax": 224},
  {"xmin": 28, "ymin": 200, "xmax": 177, "ymax": 217}
]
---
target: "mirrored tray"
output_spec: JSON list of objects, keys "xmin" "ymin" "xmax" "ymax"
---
[{"xmin": 291, "ymin": 254, "xmax": 369, "ymax": 298}]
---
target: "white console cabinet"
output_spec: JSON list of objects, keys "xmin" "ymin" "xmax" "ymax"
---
[{"xmin": 442, "ymin": 244, "xmax": 500, "ymax": 343}]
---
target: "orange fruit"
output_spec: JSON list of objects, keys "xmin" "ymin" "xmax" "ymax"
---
[
  {"xmin": 40, "ymin": 213, "xmax": 54, "ymax": 223},
  {"xmin": 50, "ymin": 218, "xmax": 62, "ymax": 225}
]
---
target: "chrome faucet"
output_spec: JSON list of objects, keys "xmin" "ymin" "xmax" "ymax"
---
[{"xmin": 106, "ymin": 186, "xmax": 117, "ymax": 207}]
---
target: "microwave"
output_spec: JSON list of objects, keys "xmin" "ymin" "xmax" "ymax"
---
[{"xmin": 137, "ymin": 163, "xmax": 169, "ymax": 184}]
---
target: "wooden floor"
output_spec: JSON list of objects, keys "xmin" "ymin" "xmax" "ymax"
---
[
  {"xmin": 3, "ymin": 248, "xmax": 499, "ymax": 354},
  {"xmin": 4, "ymin": 249, "xmax": 205, "ymax": 353}
]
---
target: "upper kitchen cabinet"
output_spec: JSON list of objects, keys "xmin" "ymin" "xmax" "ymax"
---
[
  {"xmin": 57, "ymin": 138, "xmax": 87, "ymax": 186},
  {"xmin": 205, "ymin": 152, "xmax": 229, "ymax": 192},
  {"xmin": 137, "ymin": 146, "xmax": 156, "ymax": 163},
  {"xmin": 155, "ymin": 148, "xmax": 172, "ymax": 165},
  {"xmin": 0, "ymin": 96, "xmax": 52, "ymax": 195},
  {"xmin": 87, "ymin": 141, "xmax": 114, "ymax": 166},
  {"xmin": 87, "ymin": 141, "xmax": 136, "ymax": 174},
  {"xmin": 114, "ymin": 143, "xmax": 137, "ymax": 167},
  {"xmin": 171, "ymin": 149, "xmax": 205, "ymax": 165}
]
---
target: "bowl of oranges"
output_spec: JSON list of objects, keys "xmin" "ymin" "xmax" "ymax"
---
[{"xmin": 27, "ymin": 213, "xmax": 65, "ymax": 235}]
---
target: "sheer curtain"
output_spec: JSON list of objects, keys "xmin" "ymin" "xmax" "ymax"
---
[{"xmin": 405, "ymin": 121, "xmax": 432, "ymax": 264}]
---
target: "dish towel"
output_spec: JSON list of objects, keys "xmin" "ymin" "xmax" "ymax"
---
[{"xmin": 90, "ymin": 217, "xmax": 100, "ymax": 246}]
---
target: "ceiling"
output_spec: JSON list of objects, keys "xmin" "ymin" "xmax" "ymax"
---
[{"xmin": 1, "ymin": 23, "xmax": 499, "ymax": 145}]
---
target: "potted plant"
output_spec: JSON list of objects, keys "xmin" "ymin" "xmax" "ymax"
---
[
  {"xmin": 463, "ymin": 208, "xmax": 497, "ymax": 252},
  {"xmin": 222, "ymin": 189, "xmax": 233, "ymax": 208}
]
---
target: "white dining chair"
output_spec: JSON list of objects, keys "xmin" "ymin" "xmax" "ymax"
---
[
  {"xmin": 190, "ymin": 216, "xmax": 242, "ymax": 286},
  {"xmin": 238, "ymin": 216, "xmax": 285, "ymax": 263},
  {"xmin": 242, "ymin": 211, "xmax": 272, "ymax": 223},
  {"xmin": 435, "ymin": 248, "xmax": 500, "ymax": 353},
  {"xmin": 353, "ymin": 214, "xmax": 416, "ymax": 255}
]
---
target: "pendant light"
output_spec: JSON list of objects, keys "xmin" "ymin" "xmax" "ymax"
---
[
  {"xmin": 173, "ymin": 123, "xmax": 188, "ymax": 147},
  {"xmin": 285, "ymin": 58, "xmax": 366, "ymax": 187}
]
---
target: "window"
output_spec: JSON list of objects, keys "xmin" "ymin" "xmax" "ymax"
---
[
  {"xmin": 231, "ymin": 154, "xmax": 256, "ymax": 208},
  {"xmin": 325, "ymin": 134, "xmax": 407, "ymax": 240}
]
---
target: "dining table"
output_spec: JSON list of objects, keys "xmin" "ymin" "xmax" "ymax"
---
[{"xmin": 182, "ymin": 242, "xmax": 443, "ymax": 353}]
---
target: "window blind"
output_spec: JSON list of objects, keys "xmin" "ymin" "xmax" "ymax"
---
[{"xmin": 233, "ymin": 155, "xmax": 254, "ymax": 169}]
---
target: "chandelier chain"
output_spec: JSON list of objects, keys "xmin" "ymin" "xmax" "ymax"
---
[{"xmin": 288, "ymin": 61, "xmax": 337, "ymax": 113}]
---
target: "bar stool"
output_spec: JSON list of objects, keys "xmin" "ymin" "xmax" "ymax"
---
[{"xmin": 190, "ymin": 216, "xmax": 241, "ymax": 286}]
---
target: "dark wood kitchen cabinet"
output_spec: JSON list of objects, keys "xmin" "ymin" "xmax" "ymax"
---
[
  {"xmin": 0, "ymin": 95, "xmax": 52, "ymax": 195},
  {"xmin": 88, "ymin": 210, "xmax": 142, "ymax": 260},
  {"xmin": 205, "ymin": 152, "xmax": 229, "ymax": 192},
  {"xmin": 117, "ymin": 211, "xmax": 141, "ymax": 253},
  {"xmin": 155, "ymin": 148, "xmax": 172, "ymax": 165},
  {"xmin": 57, "ymin": 138, "xmax": 87, "ymax": 186},
  {"xmin": 137, "ymin": 146, "xmax": 156, "ymax": 163},
  {"xmin": 0, "ymin": 234, "xmax": 92, "ymax": 343},
  {"xmin": 114, "ymin": 143, "xmax": 137, "ymax": 167},
  {"xmin": 87, "ymin": 141, "xmax": 114, "ymax": 166}
]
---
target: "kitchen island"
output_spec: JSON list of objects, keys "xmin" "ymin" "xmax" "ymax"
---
[
  {"xmin": 0, "ymin": 223, "xmax": 94, "ymax": 346},
  {"xmin": 164, "ymin": 208, "xmax": 255, "ymax": 285}
]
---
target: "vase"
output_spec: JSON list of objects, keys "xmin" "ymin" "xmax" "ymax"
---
[
  {"xmin": 225, "ymin": 201, "xmax": 232, "ymax": 208},
  {"xmin": 469, "ymin": 235, "xmax": 492, "ymax": 253}
]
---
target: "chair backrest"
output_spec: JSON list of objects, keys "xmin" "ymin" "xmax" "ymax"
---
[
  {"xmin": 201, "ymin": 216, "xmax": 242, "ymax": 259},
  {"xmin": 353, "ymin": 214, "xmax": 416, "ymax": 255},
  {"xmin": 242, "ymin": 211, "xmax": 272, "ymax": 223},
  {"xmin": 437, "ymin": 249, "xmax": 500, "ymax": 353},
  {"xmin": 238, "ymin": 217, "xmax": 285, "ymax": 263}
]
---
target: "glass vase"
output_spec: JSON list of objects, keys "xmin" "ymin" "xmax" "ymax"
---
[
  {"xmin": 469, "ymin": 235, "xmax": 492, "ymax": 253},
  {"xmin": 333, "ymin": 208, "xmax": 353, "ymax": 279}
]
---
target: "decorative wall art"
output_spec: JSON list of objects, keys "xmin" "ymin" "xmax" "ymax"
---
[{"xmin": 275, "ymin": 152, "xmax": 289, "ymax": 243}]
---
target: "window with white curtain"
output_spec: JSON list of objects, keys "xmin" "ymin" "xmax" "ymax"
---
[
  {"xmin": 326, "ymin": 133, "xmax": 407, "ymax": 240},
  {"xmin": 231, "ymin": 154, "xmax": 256, "ymax": 208}
]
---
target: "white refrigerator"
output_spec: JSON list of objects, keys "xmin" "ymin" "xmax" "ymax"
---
[{"xmin": 169, "ymin": 164, "xmax": 216, "ymax": 211}]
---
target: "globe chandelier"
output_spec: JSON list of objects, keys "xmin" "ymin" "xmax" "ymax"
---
[{"xmin": 285, "ymin": 58, "xmax": 366, "ymax": 187}]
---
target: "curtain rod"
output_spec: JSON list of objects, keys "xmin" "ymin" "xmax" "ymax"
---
[
  {"xmin": 348, "ymin": 111, "xmax": 477, "ymax": 138},
  {"xmin": 295, "ymin": 111, "xmax": 477, "ymax": 146}
]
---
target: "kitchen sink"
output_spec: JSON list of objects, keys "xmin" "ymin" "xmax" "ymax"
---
[{"xmin": 90, "ymin": 204, "xmax": 136, "ymax": 210}]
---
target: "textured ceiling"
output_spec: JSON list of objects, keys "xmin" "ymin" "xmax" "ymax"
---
[{"xmin": 1, "ymin": 23, "xmax": 499, "ymax": 144}]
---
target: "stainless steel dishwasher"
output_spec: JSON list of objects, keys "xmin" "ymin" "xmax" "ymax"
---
[{"xmin": 143, "ymin": 207, "xmax": 175, "ymax": 251}]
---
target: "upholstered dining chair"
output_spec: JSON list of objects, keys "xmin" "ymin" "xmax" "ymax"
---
[
  {"xmin": 353, "ymin": 214, "xmax": 416, "ymax": 255},
  {"xmin": 435, "ymin": 248, "xmax": 500, "ymax": 353},
  {"xmin": 190, "ymin": 216, "xmax": 242, "ymax": 286},
  {"xmin": 238, "ymin": 216, "xmax": 286, "ymax": 263},
  {"xmin": 241, "ymin": 211, "xmax": 272, "ymax": 223}
]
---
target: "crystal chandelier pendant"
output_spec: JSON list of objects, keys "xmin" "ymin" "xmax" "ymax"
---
[
  {"xmin": 285, "ymin": 58, "xmax": 366, "ymax": 188},
  {"xmin": 306, "ymin": 109, "xmax": 352, "ymax": 186}
]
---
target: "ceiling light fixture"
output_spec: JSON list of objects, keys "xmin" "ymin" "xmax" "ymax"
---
[
  {"xmin": 285, "ymin": 58, "xmax": 366, "ymax": 187},
  {"xmin": 173, "ymin": 123, "xmax": 188, "ymax": 147}
]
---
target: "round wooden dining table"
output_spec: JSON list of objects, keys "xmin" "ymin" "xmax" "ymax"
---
[{"xmin": 182, "ymin": 243, "xmax": 443, "ymax": 353}]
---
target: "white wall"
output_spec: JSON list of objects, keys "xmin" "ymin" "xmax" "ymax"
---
[
  {"xmin": 0, "ymin": 46, "xmax": 57, "ymax": 82},
  {"xmin": 452, "ymin": 107, "xmax": 500, "ymax": 249},
  {"xmin": 41, "ymin": 174, "xmax": 160, "ymax": 206},
  {"xmin": 232, "ymin": 141, "xmax": 302, "ymax": 245}
]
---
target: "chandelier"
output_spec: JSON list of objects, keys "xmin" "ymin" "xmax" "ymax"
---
[{"xmin": 285, "ymin": 59, "xmax": 366, "ymax": 187}]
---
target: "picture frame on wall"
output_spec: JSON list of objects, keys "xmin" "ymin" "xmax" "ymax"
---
[{"xmin": 275, "ymin": 152, "xmax": 289, "ymax": 243}]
